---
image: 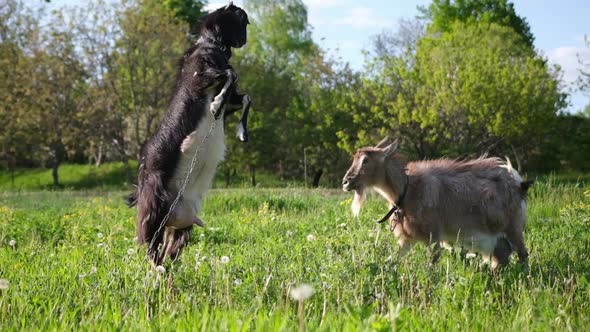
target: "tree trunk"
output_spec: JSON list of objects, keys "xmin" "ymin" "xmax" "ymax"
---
[
  {"xmin": 224, "ymin": 167, "xmax": 231, "ymax": 187},
  {"xmin": 95, "ymin": 143, "xmax": 103, "ymax": 166},
  {"xmin": 51, "ymin": 142, "xmax": 64, "ymax": 188},
  {"xmin": 52, "ymin": 162, "xmax": 60, "ymax": 187},
  {"xmin": 250, "ymin": 165, "xmax": 256, "ymax": 187},
  {"xmin": 312, "ymin": 169, "xmax": 323, "ymax": 188},
  {"xmin": 123, "ymin": 158, "xmax": 134, "ymax": 184}
]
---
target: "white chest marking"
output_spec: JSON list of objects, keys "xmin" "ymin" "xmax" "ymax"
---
[{"xmin": 169, "ymin": 94, "xmax": 226, "ymax": 222}]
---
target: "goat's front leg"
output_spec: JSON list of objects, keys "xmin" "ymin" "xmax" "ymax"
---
[
  {"xmin": 225, "ymin": 93, "xmax": 251, "ymax": 142},
  {"xmin": 210, "ymin": 69, "xmax": 237, "ymax": 119}
]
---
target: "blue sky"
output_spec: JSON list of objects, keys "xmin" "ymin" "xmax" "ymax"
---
[{"xmin": 47, "ymin": 0, "xmax": 590, "ymax": 112}]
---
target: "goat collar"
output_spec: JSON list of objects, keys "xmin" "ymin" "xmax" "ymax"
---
[
  {"xmin": 197, "ymin": 35, "xmax": 232, "ymax": 58},
  {"xmin": 376, "ymin": 174, "xmax": 409, "ymax": 224}
]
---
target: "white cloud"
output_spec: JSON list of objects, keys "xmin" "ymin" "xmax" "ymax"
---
[
  {"xmin": 333, "ymin": 6, "xmax": 391, "ymax": 29},
  {"xmin": 547, "ymin": 45, "xmax": 590, "ymax": 84}
]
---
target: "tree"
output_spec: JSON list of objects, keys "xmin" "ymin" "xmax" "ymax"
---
[
  {"xmin": 421, "ymin": 0, "xmax": 535, "ymax": 50},
  {"xmin": 112, "ymin": 0, "xmax": 188, "ymax": 159},
  {"xmin": 36, "ymin": 12, "xmax": 88, "ymax": 186},
  {"xmin": 162, "ymin": 0, "xmax": 206, "ymax": 36},
  {"xmin": 0, "ymin": 0, "xmax": 41, "ymax": 173},
  {"xmin": 223, "ymin": 0, "xmax": 318, "ymax": 185},
  {"xmin": 342, "ymin": 21, "xmax": 565, "ymax": 170}
]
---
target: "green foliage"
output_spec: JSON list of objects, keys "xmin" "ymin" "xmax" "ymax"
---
[
  {"xmin": 342, "ymin": 21, "xmax": 565, "ymax": 166},
  {"xmin": 421, "ymin": 0, "xmax": 535, "ymax": 49},
  {"xmin": 112, "ymin": 0, "xmax": 188, "ymax": 158},
  {"xmin": 1, "ymin": 183, "xmax": 590, "ymax": 329},
  {"xmin": 162, "ymin": 0, "xmax": 206, "ymax": 35}
]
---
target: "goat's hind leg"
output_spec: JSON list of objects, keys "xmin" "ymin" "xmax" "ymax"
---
[{"xmin": 491, "ymin": 237, "xmax": 512, "ymax": 270}]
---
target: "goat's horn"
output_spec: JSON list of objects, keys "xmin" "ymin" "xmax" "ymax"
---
[{"xmin": 375, "ymin": 136, "xmax": 392, "ymax": 148}]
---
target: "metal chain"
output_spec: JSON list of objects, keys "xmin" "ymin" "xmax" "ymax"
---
[{"xmin": 147, "ymin": 117, "xmax": 219, "ymax": 253}]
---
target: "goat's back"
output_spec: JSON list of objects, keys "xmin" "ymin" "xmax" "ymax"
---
[{"xmin": 404, "ymin": 157, "xmax": 523, "ymax": 235}]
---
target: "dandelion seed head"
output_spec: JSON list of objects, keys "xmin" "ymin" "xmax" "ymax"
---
[
  {"xmin": 127, "ymin": 248, "xmax": 135, "ymax": 255},
  {"xmin": 97, "ymin": 232, "xmax": 104, "ymax": 239},
  {"xmin": 200, "ymin": 233, "xmax": 205, "ymax": 239},
  {"xmin": 306, "ymin": 234, "xmax": 315, "ymax": 242},
  {"xmin": 155, "ymin": 265, "xmax": 166, "ymax": 274},
  {"xmin": 220, "ymin": 256, "xmax": 230, "ymax": 264},
  {"xmin": 8, "ymin": 240, "xmax": 16, "ymax": 247},
  {"xmin": 233, "ymin": 278, "xmax": 242, "ymax": 286},
  {"xmin": 286, "ymin": 230, "xmax": 293, "ymax": 238},
  {"xmin": 90, "ymin": 266, "xmax": 97, "ymax": 274},
  {"xmin": 0, "ymin": 279, "xmax": 9, "ymax": 290},
  {"xmin": 290, "ymin": 283, "xmax": 314, "ymax": 301}
]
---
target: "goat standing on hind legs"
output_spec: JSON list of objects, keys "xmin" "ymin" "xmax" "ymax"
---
[
  {"xmin": 342, "ymin": 137, "xmax": 532, "ymax": 270},
  {"xmin": 127, "ymin": 3, "xmax": 251, "ymax": 266}
]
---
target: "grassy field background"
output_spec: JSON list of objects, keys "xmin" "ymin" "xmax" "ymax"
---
[{"xmin": 1, "ymin": 167, "xmax": 590, "ymax": 330}]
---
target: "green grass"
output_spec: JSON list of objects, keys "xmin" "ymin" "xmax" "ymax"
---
[
  {"xmin": 0, "ymin": 181, "xmax": 589, "ymax": 331},
  {"xmin": 0, "ymin": 162, "xmax": 304, "ymax": 191},
  {"xmin": 0, "ymin": 162, "xmax": 136, "ymax": 191}
]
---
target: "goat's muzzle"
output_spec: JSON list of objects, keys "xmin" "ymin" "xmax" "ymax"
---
[{"xmin": 342, "ymin": 177, "xmax": 355, "ymax": 192}]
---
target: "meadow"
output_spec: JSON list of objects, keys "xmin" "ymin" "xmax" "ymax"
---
[{"xmin": 1, "ymin": 170, "xmax": 589, "ymax": 331}]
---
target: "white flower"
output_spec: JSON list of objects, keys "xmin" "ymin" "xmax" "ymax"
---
[
  {"xmin": 220, "ymin": 256, "xmax": 230, "ymax": 264},
  {"xmin": 466, "ymin": 253, "xmax": 477, "ymax": 259},
  {"xmin": 155, "ymin": 265, "xmax": 166, "ymax": 274},
  {"xmin": 286, "ymin": 230, "xmax": 293, "ymax": 238},
  {"xmin": 233, "ymin": 278, "xmax": 242, "ymax": 286},
  {"xmin": 200, "ymin": 233, "xmax": 205, "ymax": 239},
  {"xmin": 290, "ymin": 283, "xmax": 314, "ymax": 301},
  {"xmin": 337, "ymin": 223, "xmax": 347, "ymax": 228},
  {"xmin": 201, "ymin": 256, "xmax": 207, "ymax": 261},
  {"xmin": 127, "ymin": 248, "xmax": 135, "ymax": 255},
  {"xmin": 306, "ymin": 234, "xmax": 315, "ymax": 242},
  {"xmin": 97, "ymin": 232, "xmax": 104, "ymax": 239},
  {"xmin": 90, "ymin": 266, "xmax": 97, "ymax": 274},
  {"xmin": 0, "ymin": 279, "xmax": 9, "ymax": 290},
  {"xmin": 8, "ymin": 240, "xmax": 16, "ymax": 247},
  {"xmin": 97, "ymin": 243, "xmax": 104, "ymax": 248}
]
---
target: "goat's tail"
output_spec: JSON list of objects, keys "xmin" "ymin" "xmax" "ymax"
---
[{"xmin": 136, "ymin": 171, "xmax": 171, "ymax": 264}]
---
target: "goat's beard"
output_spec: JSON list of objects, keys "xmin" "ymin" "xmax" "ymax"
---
[{"xmin": 351, "ymin": 187, "xmax": 366, "ymax": 217}]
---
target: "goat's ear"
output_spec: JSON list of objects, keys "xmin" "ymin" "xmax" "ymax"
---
[
  {"xmin": 382, "ymin": 139, "xmax": 399, "ymax": 157},
  {"xmin": 375, "ymin": 136, "xmax": 392, "ymax": 148},
  {"xmin": 225, "ymin": 1, "xmax": 233, "ymax": 9}
]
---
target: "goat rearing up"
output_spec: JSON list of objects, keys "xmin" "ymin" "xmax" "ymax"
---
[{"xmin": 342, "ymin": 137, "xmax": 532, "ymax": 269}]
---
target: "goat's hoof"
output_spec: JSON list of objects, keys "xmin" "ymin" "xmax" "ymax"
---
[{"xmin": 210, "ymin": 101, "xmax": 223, "ymax": 119}]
